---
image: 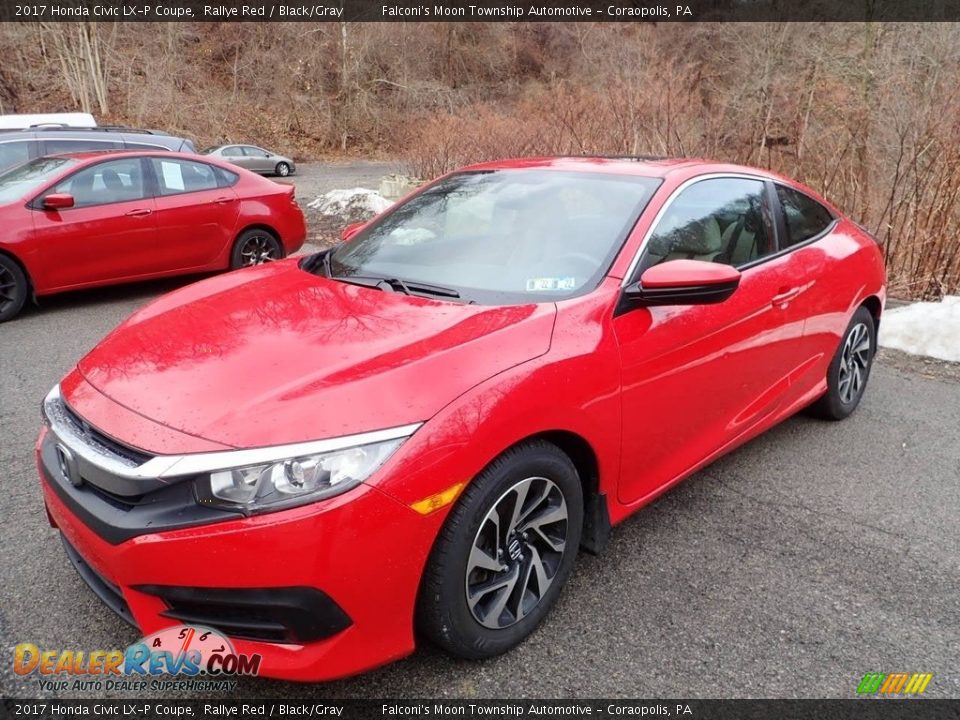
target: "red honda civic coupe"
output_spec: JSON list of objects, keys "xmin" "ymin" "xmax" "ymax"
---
[
  {"xmin": 36, "ymin": 157, "xmax": 884, "ymax": 681},
  {"xmin": 0, "ymin": 150, "xmax": 306, "ymax": 321}
]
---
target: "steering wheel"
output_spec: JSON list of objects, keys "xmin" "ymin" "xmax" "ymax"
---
[{"xmin": 553, "ymin": 251, "xmax": 600, "ymax": 273}]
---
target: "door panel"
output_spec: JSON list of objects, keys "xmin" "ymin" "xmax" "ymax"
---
[
  {"xmin": 32, "ymin": 158, "xmax": 159, "ymax": 289},
  {"xmin": 148, "ymin": 157, "xmax": 239, "ymax": 270},
  {"xmin": 614, "ymin": 176, "xmax": 808, "ymax": 505}
]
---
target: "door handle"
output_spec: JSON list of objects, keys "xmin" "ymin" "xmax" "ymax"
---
[
  {"xmin": 213, "ymin": 196, "xmax": 236, "ymax": 204},
  {"xmin": 772, "ymin": 287, "xmax": 801, "ymax": 306},
  {"xmin": 125, "ymin": 208, "xmax": 152, "ymax": 217}
]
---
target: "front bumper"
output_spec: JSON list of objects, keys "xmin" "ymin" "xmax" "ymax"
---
[{"xmin": 37, "ymin": 427, "xmax": 437, "ymax": 681}]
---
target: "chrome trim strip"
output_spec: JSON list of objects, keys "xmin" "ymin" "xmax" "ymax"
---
[
  {"xmin": 43, "ymin": 385, "xmax": 422, "ymax": 480},
  {"xmin": 620, "ymin": 171, "xmax": 772, "ymax": 286}
]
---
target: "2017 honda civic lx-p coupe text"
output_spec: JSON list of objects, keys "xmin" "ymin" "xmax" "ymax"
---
[
  {"xmin": 37, "ymin": 157, "xmax": 885, "ymax": 681},
  {"xmin": 0, "ymin": 151, "xmax": 306, "ymax": 322}
]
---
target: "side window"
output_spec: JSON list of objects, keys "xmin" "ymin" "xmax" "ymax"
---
[
  {"xmin": 124, "ymin": 142, "xmax": 169, "ymax": 152},
  {"xmin": 242, "ymin": 146, "xmax": 269, "ymax": 158},
  {"xmin": 776, "ymin": 185, "xmax": 834, "ymax": 247},
  {"xmin": 213, "ymin": 166, "xmax": 239, "ymax": 187},
  {"xmin": 43, "ymin": 138, "xmax": 122, "ymax": 155},
  {"xmin": 640, "ymin": 178, "xmax": 775, "ymax": 273},
  {"xmin": 52, "ymin": 158, "xmax": 146, "ymax": 207},
  {"xmin": 221, "ymin": 146, "xmax": 243, "ymax": 157},
  {"xmin": 0, "ymin": 140, "xmax": 32, "ymax": 172},
  {"xmin": 150, "ymin": 158, "xmax": 219, "ymax": 196}
]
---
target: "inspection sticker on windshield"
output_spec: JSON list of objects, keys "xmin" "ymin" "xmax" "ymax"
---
[{"xmin": 526, "ymin": 277, "xmax": 576, "ymax": 292}]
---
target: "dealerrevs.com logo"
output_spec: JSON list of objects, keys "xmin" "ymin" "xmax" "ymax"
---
[
  {"xmin": 857, "ymin": 672, "xmax": 934, "ymax": 695},
  {"xmin": 13, "ymin": 625, "xmax": 261, "ymax": 692}
]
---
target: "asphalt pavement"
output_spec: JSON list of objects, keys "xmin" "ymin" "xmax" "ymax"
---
[{"xmin": 1, "ymin": 164, "xmax": 958, "ymax": 699}]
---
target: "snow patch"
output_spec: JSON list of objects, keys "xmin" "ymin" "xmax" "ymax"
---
[
  {"xmin": 879, "ymin": 295, "xmax": 960, "ymax": 363},
  {"xmin": 307, "ymin": 187, "xmax": 393, "ymax": 216}
]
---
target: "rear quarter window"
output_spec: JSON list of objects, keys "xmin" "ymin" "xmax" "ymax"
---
[{"xmin": 776, "ymin": 184, "xmax": 835, "ymax": 248}]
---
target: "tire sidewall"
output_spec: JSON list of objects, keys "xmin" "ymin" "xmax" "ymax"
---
[
  {"xmin": 0, "ymin": 255, "xmax": 28, "ymax": 323},
  {"xmin": 825, "ymin": 307, "xmax": 876, "ymax": 418},
  {"xmin": 275, "ymin": 163, "xmax": 290, "ymax": 177},
  {"xmin": 421, "ymin": 443, "xmax": 583, "ymax": 658},
  {"xmin": 230, "ymin": 230, "xmax": 283, "ymax": 270}
]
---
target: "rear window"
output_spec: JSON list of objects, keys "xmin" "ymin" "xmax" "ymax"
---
[{"xmin": 776, "ymin": 185, "xmax": 834, "ymax": 247}]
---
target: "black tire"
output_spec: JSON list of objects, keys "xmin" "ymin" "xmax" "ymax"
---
[
  {"xmin": 0, "ymin": 254, "xmax": 28, "ymax": 323},
  {"xmin": 808, "ymin": 306, "xmax": 877, "ymax": 420},
  {"xmin": 275, "ymin": 162, "xmax": 291, "ymax": 177},
  {"xmin": 229, "ymin": 229, "xmax": 283, "ymax": 270},
  {"xmin": 417, "ymin": 440, "xmax": 583, "ymax": 660}
]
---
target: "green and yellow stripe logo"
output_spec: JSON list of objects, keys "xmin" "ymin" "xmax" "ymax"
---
[{"xmin": 857, "ymin": 672, "xmax": 933, "ymax": 695}]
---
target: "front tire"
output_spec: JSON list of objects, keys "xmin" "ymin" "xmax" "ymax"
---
[
  {"xmin": 0, "ymin": 254, "xmax": 28, "ymax": 323},
  {"xmin": 275, "ymin": 162, "xmax": 291, "ymax": 177},
  {"xmin": 230, "ymin": 229, "xmax": 283, "ymax": 269},
  {"xmin": 809, "ymin": 306, "xmax": 876, "ymax": 420},
  {"xmin": 417, "ymin": 440, "xmax": 583, "ymax": 660}
]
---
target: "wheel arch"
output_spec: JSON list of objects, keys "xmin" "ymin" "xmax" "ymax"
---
[
  {"xmin": 529, "ymin": 430, "xmax": 611, "ymax": 555},
  {"xmin": 235, "ymin": 223, "xmax": 281, "ymax": 243},
  {"xmin": 0, "ymin": 247, "xmax": 34, "ymax": 297},
  {"xmin": 860, "ymin": 294, "xmax": 882, "ymax": 336}
]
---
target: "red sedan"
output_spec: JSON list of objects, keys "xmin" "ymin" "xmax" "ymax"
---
[
  {"xmin": 36, "ymin": 157, "xmax": 884, "ymax": 680},
  {"xmin": 0, "ymin": 151, "xmax": 306, "ymax": 322}
]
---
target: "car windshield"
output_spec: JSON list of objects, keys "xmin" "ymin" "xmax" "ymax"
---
[
  {"xmin": 326, "ymin": 170, "xmax": 661, "ymax": 304},
  {"xmin": 0, "ymin": 157, "xmax": 77, "ymax": 205}
]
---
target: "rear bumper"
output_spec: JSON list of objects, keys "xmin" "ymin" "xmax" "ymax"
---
[{"xmin": 38, "ymin": 428, "xmax": 435, "ymax": 681}]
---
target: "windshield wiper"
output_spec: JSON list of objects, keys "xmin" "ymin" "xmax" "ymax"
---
[{"xmin": 336, "ymin": 274, "xmax": 461, "ymax": 299}]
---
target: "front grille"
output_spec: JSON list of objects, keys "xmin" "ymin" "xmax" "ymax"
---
[
  {"xmin": 60, "ymin": 402, "xmax": 153, "ymax": 466},
  {"xmin": 60, "ymin": 534, "xmax": 136, "ymax": 628},
  {"xmin": 134, "ymin": 585, "xmax": 352, "ymax": 644}
]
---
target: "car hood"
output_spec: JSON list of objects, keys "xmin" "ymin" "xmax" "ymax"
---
[{"xmin": 75, "ymin": 261, "xmax": 556, "ymax": 450}]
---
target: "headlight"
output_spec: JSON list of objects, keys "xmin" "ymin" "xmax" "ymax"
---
[{"xmin": 195, "ymin": 438, "xmax": 404, "ymax": 515}]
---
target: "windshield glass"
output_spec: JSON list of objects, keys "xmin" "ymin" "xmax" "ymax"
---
[
  {"xmin": 0, "ymin": 157, "xmax": 77, "ymax": 205},
  {"xmin": 327, "ymin": 169, "xmax": 661, "ymax": 304}
]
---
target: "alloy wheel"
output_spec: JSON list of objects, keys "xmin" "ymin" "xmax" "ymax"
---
[
  {"xmin": 838, "ymin": 322, "xmax": 871, "ymax": 404},
  {"xmin": 0, "ymin": 263, "xmax": 20, "ymax": 313},
  {"xmin": 465, "ymin": 476, "xmax": 569, "ymax": 630},
  {"xmin": 239, "ymin": 235, "xmax": 278, "ymax": 266}
]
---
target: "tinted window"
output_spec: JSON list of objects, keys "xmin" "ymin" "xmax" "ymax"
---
[
  {"xmin": 43, "ymin": 138, "xmax": 122, "ymax": 154},
  {"xmin": 150, "ymin": 158, "xmax": 219, "ymax": 195},
  {"xmin": 776, "ymin": 185, "xmax": 834, "ymax": 247},
  {"xmin": 221, "ymin": 146, "xmax": 244, "ymax": 157},
  {"xmin": 213, "ymin": 166, "xmax": 239, "ymax": 187},
  {"xmin": 0, "ymin": 141, "xmax": 31, "ymax": 172},
  {"xmin": 242, "ymin": 146, "xmax": 269, "ymax": 157},
  {"xmin": 124, "ymin": 142, "xmax": 169, "ymax": 152},
  {"xmin": 52, "ymin": 158, "xmax": 146, "ymax": 207},
  {"xmin": 640, "ymin": 178, "xmax": 775, "ymax": 273}
]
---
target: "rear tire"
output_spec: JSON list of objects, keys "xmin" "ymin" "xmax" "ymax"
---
[
  {"xmin": 416, "ymin": 440, "xmax": 583, "ymax": 660},
  {"xmin": 808, "ymin": 306, "xmax": 876, "ymax": 420},
  {"xmin": 230, "ymin": 229, "xmax": 283, "ymax": 269},
  {"xmin": 0, "ymin": 254, "xmax": 28, "ymax": 323}
]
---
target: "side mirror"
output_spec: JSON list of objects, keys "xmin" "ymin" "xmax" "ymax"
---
[
  {"xmin": 42, "ymin": 193, "xmax": 75, "ymax": 210},
  {"xmin": 341, "ymin": 221, "xmax": 366, "ymax": 242},
  {"xmin": 623, "ymin": 259, "xmax": 741, "ymax": 306}
]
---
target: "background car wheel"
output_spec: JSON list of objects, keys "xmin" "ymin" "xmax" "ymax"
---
[
  {"xmin": 417, "ymin": 440, "xmax": 583, "ymax": 660},
  {"xmin": 230, "ymin": 229, "xmax": 283, "ymax": 269},
  {"xmin": 0, "ymin": 254, "xmax": 28, "ymax": 323},
  {"xmin": 809, "ymin": 305, "xmax": 877, "ymax": 420},
  {"xmin": 275, "ymin": 162, "xmax": 291, "ymax": 177}
]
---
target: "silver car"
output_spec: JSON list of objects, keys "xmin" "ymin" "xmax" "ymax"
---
[{"xmin": 202, "ymin": 144, "xmax": 296, "ymax": 177}]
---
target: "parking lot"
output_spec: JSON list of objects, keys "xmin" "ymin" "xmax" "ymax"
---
[{"xmin": 1, "ymin": 163, "xmax": 958, "ymax": 699}]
